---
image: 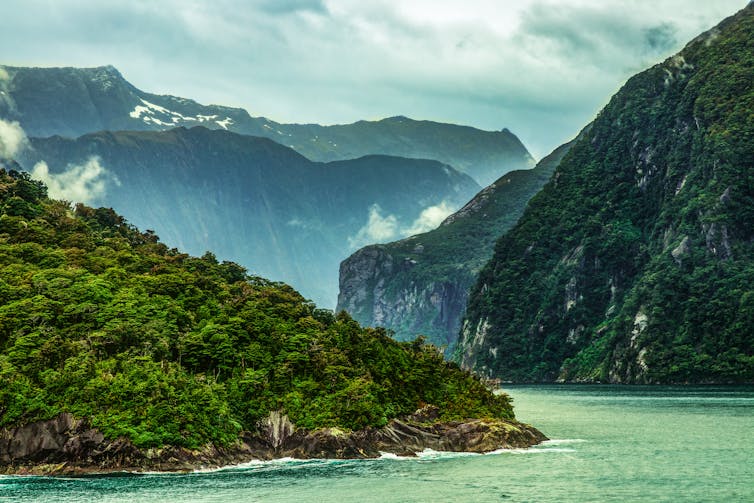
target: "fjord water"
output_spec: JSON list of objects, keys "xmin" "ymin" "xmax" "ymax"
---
[{"xmin": 2, "ymin": 386, "xmax": 752, "ymax": 502}]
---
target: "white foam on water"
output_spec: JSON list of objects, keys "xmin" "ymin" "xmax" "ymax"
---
[
  {"xmin": 190, "ymin": 456, "xmax": 355, "ymax": 475},
  {"xmin": 378, "ymin": 449, "xmax": 480, "ymax": 461},
  {"xmin": 378, "ymin": 452, "xmax": 410, "ymax": 460},
  {"xmin": 481, "ymin": 439, "xmax": 585, "ymax": 456},
  {"xmin": 539, "ymin": 438, "xmax": 587, "ymax": 446},
  {"xmin": 416, "ymin": 448, "xmax": 480, "ymax": 460},
  {"xmin": 502, "ymin": 447, "xmax": 577, "ymax": 455}
]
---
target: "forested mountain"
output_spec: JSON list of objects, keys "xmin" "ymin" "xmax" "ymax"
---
[
  {"xmin": 0, "ymin": 65, "xmax": 533, "ymax": 185},
  {"xmin": 457, "ymin": 4, "xmax": 754, "ymax": 383},
  {"xmin": 0, "ymin": 163, "xmax": 524, "ymax": 456},
  {"xmin": 17, "ymin": 127, "xmax": 479, "ymax": 307},
  {"xmin": 337, "ymin": 140, "xmax": 574, "ymax": 349}
]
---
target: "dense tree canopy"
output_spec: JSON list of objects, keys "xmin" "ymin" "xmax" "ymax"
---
[
  {"xmin": 458, "ymin": 5, "xmax": 754, "ymax": 383},
  {"xmin": 0, "ymin": 166, "xmax": 513, "ymax": 449}
]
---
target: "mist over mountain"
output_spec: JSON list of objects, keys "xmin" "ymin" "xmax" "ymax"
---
[{"xmin": 18, "ymin": 126, "xmax": 479, "ymax": 307}]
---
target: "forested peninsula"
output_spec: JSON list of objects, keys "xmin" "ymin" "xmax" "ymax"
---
[{"xmin": 0, "ymin": 164, "xmax": 544, "ymax": 474}]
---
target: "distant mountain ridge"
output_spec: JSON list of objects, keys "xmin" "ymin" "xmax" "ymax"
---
[
  {"xmin": 19, "ymin": 126, "xmax": 480, "ymax": 307},
  {"xmin": 337, "ymin": 139, "xmax": 575, "ymax": 349},
  {"xmin": 0, "ymin": 65, "xmax": 534, "ymax": 185}
]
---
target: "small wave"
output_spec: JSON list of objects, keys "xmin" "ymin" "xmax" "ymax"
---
[
  {"xmin": 378, "ymin": 449, "xmax": 480, "ymax": 461},
  {"xmin": 378, "ymin": 452, "xmax": 411, "ymax": 460},
  {"xmin": 194, "ymin": 457, "xmax": 323, "ymax": 474},
  {"xmin": 504, "ymin": 447, "xmax": 577, "ymax": 454},
  {"xmin": 416, "ymin": 448, "xmax": 481, "ymax": 460},
  {"xmin": 379, "ymin": 446, "xmax": 571, "ymax": 461},
  {"xmin": 197, "ymin": 459, "xmax": 268, "ymax": 472},
  {"xmin": 483, "ymin": 439, "xmax": 584, "ymax": 456},
  {"xmin": 539, "ymin": 438, "xmax": 587, "ymax": 446}
]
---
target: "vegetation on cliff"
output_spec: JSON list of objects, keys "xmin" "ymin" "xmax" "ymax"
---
[
  {"xmin": 459, "ymin": 5, "xmax": 754, "ymax": 383},
  {"xmin": 338, "ymin": 141, "xmax": 574, "ymax": 349},
  {"xmin": 0, "ymin": 164, "xmax": 514, "ymax": 450}
]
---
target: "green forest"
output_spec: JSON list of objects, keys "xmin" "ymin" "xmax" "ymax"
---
[
  {"xmin": 459, "ymin": 6, "xmax": 754, "ymax": 383},
  {"xmin": 0, "ymin": 165, "xmax": 513, "ymax": 449}
]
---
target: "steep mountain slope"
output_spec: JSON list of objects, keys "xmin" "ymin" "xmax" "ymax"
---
[
  {"xmin": 338, "ymin": 140, "xmax": 574, "ymax": 349},
  {"xmin": 0, "ymin": 164, "xmax": 539, "ymax": 469},
  {"xmin": 0, "ymin": 65, "xmax": 533, "ymax": 185},
  {"xmin": 458, "ymin": 5, "xmax": 754, "ymax": 384},
  {"xmin": 19, "ymin": 127, "xmax": 479, "ymax": 307}
]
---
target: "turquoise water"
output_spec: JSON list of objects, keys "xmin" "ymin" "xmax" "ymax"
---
[{"xmin": 2, "ymin": 385, "xmax": 753, "ymax": 502}]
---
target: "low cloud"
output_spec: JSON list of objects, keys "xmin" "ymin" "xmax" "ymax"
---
[
  {"xmin": 348, "ymin": 204, "xmax": 399, "ymax": 249},
  {"xmin": 0, "ymin": 119, "xmax": 27, "ymax": 159},
  {"xmin": 31, "ymin": 157, "xmax": 117, "ymax": 204},
  {"xmin": 404, "ymin": 201, "xmax": 454, "ymax": 236},
  {"xmin": 349, "ymin": 200, "xmax": 455, "ymax": 249}
]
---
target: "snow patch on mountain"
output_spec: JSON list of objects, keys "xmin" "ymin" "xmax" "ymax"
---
[
  {"xmin": 128, "ymin": 99, "xmax": 233, "ymax": 129},
  {"xmin": 215, "ymin": 117, "xmax": 234, "ymax": 129}
]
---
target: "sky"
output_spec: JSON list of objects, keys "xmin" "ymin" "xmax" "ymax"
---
[{"xmin": 0, "ymin": 0, "xmax": 747, "ymax": 158}]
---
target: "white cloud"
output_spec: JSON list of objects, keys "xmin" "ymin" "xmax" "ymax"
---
[
  {"xmin": 349, "ymin": 200, "xmax": 455, "ymax": 249},
  {"xmin": 0, "ymin": 119, "xmax": 27, "ymax": 159},
  {"xmin": 0, "ymin": 66, "xmax": 8, "ymax": 81},
  {"xmin": 30, "ymin": 157, "xmax": 117, "ymax": 205},
  {"xmin": 348, "ymin": 204, "xmax": 399, "ymax": 248},
  {"xmin": 404, "ymin": 201, "xmax": 454, "ymax": 236}
]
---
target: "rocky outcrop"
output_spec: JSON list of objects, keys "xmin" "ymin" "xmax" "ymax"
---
[
  {"xmin": 0, "ymin": 408, "xmax": 546, "ymax": 475},
  {"xmin": 337, "ymin": 244, "xmax": 471, "ymax": 347},
  {"xmin": 0, "ymin": 413, "xmax": 143, "ymax": 474}
]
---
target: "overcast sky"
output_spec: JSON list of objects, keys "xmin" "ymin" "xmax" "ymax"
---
[{"xmin": 0, "ymin": 0, "xmax": 747, "ymax": 158}]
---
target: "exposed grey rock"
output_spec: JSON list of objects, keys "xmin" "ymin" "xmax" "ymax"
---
[
  {"xmin": 671, "ymin": 236, "xmax": 690, "ymax": 264},
  {"xmin": 260, "ymin": 411, "xmax": 295, "ymax": 450},
  {"xmin": 0, "ymin": 409, "xmax": 546, "ymax": 475}
]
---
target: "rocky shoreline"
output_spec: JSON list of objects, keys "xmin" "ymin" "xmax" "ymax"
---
[{"xmin": 0, "ymin": 407, "xmax": 547, "ymax": 475}]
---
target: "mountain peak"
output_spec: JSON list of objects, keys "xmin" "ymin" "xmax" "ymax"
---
[
  {"xmin": 99, "ymin": 64, "xmax": 121, "ymax": 75},
  {"xmin": 1, "ymin": 64, "xmax": 534, "ymax": 185}
]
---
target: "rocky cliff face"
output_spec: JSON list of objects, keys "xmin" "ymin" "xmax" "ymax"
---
[
  {"xmin": 458, "ymin": 5, "xmax": 754, "ymax": 383},
  {"xmin": 0, "ymin": 408, "xmax": 546, "ymax": 475},
  {"xmin": 337, "ymin": 141, "xmax": 574, "ymax": 348},
  {"xmin": 338, "ymin": 245, "xmax": 472, "ymax": 347}
]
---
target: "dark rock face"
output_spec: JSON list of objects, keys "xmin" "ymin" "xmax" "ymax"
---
[
  {"xmin": 0, "ymin": 410, "xmax": 546, "ymax": 475},
  {"xmin": 0, "ymin": 414, "xmax": 142, "ymax": 473}
]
